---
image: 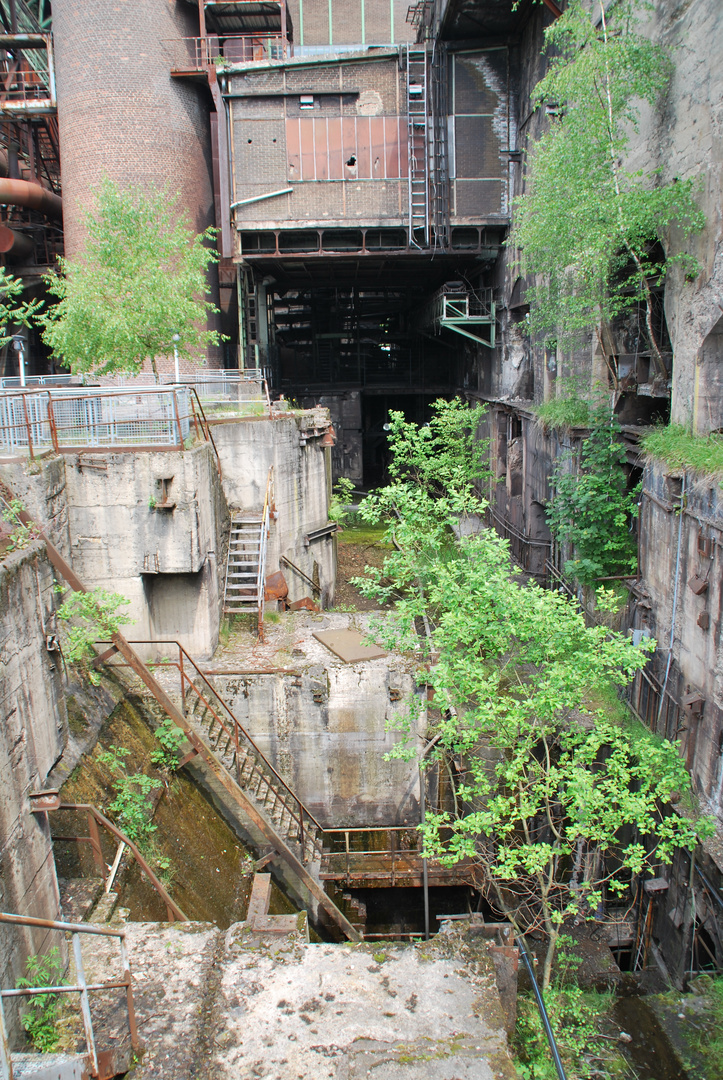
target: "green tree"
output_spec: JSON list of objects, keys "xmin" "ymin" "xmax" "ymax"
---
[
  {"xmin": 510, "ymin": 0, "xmax": 704, "ymax": 373},
  {"xmin": 41, "ymin": 178, "xmax": 221, "ymax": 379},
  {"xmin": 546, "ymin": 408, "xmax": 640, "ymax": 587},
  {"xmin": 0, "ymin": 268, "xmax": 42, "ymax": 344},
  {"xmin": 354, "ymin": 403, "xmax": 707, "ymax": 989}
]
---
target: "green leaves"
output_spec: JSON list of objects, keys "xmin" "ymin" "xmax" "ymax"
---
[
  {"xmin": 41, "ymin": 178, "xmax": 222, "ymax": 377},
  {"xmin": 17, "ymin": 948, "xmax": 65, "ymax": 1052},
  {"xmin": 510, "ymin": 0, "xmax": 704, "ymax": 352},
  {"xmin": 546, "ymin": 408, "xmax": 640, "ymax": 586},
  {"xmin": 354, "ymin": 395, "xmax": 705, "ymax": 991}
]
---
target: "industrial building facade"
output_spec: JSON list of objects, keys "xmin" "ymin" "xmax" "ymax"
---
[{"xmin": 0, "ymin": 0, "xmax": 722, "ymax": 980}]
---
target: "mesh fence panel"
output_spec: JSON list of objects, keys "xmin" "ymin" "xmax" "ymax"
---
[{"xmin": 0, "ymin": 388, "xmax": 192, "ymax": 452}]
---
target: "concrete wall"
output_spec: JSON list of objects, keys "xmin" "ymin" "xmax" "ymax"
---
[
  {"xmin": 210, "ymin": 625, "xmax": 425, "ymax": 826},
  {"xmin": 0, "ymin": 543, "xmax": 65, "ymax": 1042},
  {"xmin": 211, "ymin": 410, "xmax": 336, "ymax": 606},
  {"xmin": 630, "ymin": 0, "xmax": 723, "ymax": 434},
  {"xmin": 634, "ymin": 460, "xmax": 723, "ymax": 813},
  {"xmin": 2, "ymin": 444, "xmax": 228, "ymax": 660}
]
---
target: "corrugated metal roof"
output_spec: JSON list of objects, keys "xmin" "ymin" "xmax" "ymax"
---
[{"xmin": 205, "ymin": 2, "xmax": 289, "ymax": 35}]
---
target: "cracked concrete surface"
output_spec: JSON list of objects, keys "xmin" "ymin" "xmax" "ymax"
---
[{"xmin": 111, "ymin": 921, "xmax": 518, "ymax": 1079}]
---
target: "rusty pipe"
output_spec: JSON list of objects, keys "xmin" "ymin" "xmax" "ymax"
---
[
  {"xmin": 0, "ymin": 177, "xmax": 61, "ymax": 218},
  {"xmin": 0, "ymin": 223, "xmax": 34, "ymax": 261}
]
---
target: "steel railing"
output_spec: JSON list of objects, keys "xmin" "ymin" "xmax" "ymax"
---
[
  {"xmin": 319, "ymin": 827, "xmax": 473, "ymax": 884},
  {"xmin": 0, "ymin": 910, "xmax": 139, "ymax": 1080},
  {"xmin": 48, "ymin": 803, "xmax": 187, "ymax": 923},
  {"xmin": 97, "ymin": 638, "xmax": 327, "ymax": 864},
  {"xmin": 0, "ymin": 385, "xmax": 226, "ymax": 466},
  {"xmin": 164, "ymin": 34, "xmax": 288, "ymax": 71}
]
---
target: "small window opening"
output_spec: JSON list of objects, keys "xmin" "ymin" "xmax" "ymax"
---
[{"xmin": 300, "ymin": 95, "xmax": 314, "ymax": 109}]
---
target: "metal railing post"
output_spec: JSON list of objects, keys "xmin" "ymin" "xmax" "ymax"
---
[
  {"xmin": 119, "ymin": 935, "xmax": 139, "ymax": 1051},
  {"xmin": 0, "ymin": 993, "xmax": 13, "ymax": 1080},
  {"xmin": 516, "ymin": 936, "xmax": 567, "ymax": 1080},
  {"xmin": 72, "ymin": 932, "xmax": 99, "ymax": 1078},
  {"xmin": 172, "ymin": 390, "xmax": 183, "ymax": 450},
  {"xmin": 87, "ymin": 809, "xmax": 107, "ymax": 883},
  {"xmin": 179, "ymin": 646, "xmax": 186, "ymax": 716},
  {"xmin": 46, "ymin": 392, "xmax": 59, "ymax": 453},
  {"xmin": 19, "ymin": 394, "xmax": 34, "ymax": 460}
]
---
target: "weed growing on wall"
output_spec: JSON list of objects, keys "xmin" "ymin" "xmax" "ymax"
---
[
  {"xmin": 546, "ymin": 409, "xmax": 640, "ymax": 588},
  {"xmin": 642, "ymin": 424, "xmax": 723, "ymax": 480},
  {"xmin": 97, "ymin": 745, "xmax": 162, "ymax": 847},
  {"xmin": 55, "ymin": 587, "xmax": 132, "ymax": 684},
  {"xmin": 1, "ymin": 498, "xmax": 41, "ymax": 552},
  {"xmin": 17, "ymin": 948, "xmax": 65, "ymax": 1052},
  {"xmin": 150, "ymin": 718, "xmax": 185, "ymax": 772}
]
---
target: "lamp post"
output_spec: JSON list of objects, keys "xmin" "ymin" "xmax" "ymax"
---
[
  {"xmin": 12, "ymin": 335, "xmax": 25, "ymax": 387},
  {"xmin": 173, "ymin": 333, "xmax": 180, "ymax": 383}
]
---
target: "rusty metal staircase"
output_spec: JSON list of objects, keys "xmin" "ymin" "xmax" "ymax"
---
[{"xmin": 2, "ymin": 485, "xmax": 359, "ymax": 944}]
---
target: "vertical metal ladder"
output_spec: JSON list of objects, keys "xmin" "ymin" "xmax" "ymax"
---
[
  {"xmin": 223, "ymin": 468, "xmax": 273, "ymax": 636},
  {"xmin": 405, "ymin": 45, "xmax": 430, "ymax": 248},
  {"xmin": 223, "ymin": 515, "xmax": 264, "ymax": 614},
  {"xmin": 429, "ymin": 49, "xmax": 451, "ymax": 250}
]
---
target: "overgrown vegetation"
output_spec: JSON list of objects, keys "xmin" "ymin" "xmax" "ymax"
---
[
  {"xmin": 17, "ymin": 948, "xmax": 65, "ymax": 1052},
  {"xmin": 41, "ymin": 178, "xmax": 222, "ymax": 379},
  {"xmin": 354, "ymin": 398, "xmax": 708, "ymax": 990},
  {"xmin": 510, "ymin": 0, "xmax": 704, "ymax": 371},
  {"xmin": 534, "ymin": 392, "xmax": 592, "ymax": 433},
  {"xmin": 328, "ymin": 476, "xmax": 356, "ymax": 525},
  {"xmin": 513, "ymin": 936, "xmax": 616, "ymax": 1080},
  {"xmin": 55, "ymin": 587, "xmax": 132, "ymax": 684},
  {"xmin": 0, "ymin": 267, "xmax": 42, "ymax": 344},
  {"xmin": 149, "ymin": 717, "xmax": 185, "ymax": 772},
  {"xmin": 97, "ymin": 744, "xmax": 163, "ymax": 847},
  {"xmin": 1, "ymin": 498, "xmax": 41, "ymax": 553},
  {"xmin": 547, "ymin": 408, "xmax": 640, "ymax": 587},
  {"xmin": 641, "ymin": 423, "xmax": 723, "ymax": 479}
]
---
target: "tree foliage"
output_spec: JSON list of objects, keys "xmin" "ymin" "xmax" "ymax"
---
[
  {"xmin": 355, "ymin": 400, "xmax": 707, "ymax": 989},
  {"xmin": 546, "ymin": 407, "xmax": 640, "ymax": 587},
  {"xmin": 510, "ymin": 0, "xmax": 704, "ymax": 371},
  {"xmin": 0, "ymin": 268, "xmax": 42, "ymax": 343},
  {"xmin": 41, "ymin": 179, "xmax": 221, "ymax": 378}
]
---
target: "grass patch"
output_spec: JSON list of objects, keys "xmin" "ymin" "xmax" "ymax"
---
[
  {"xmin": 687, "ymin": 977, "xmax": 723, "ymax": 1078},
  {"xmin": 338, "ymin": 523, "xmax": 391, "ymax": 546},
  {"xmin": 641, "ymin": 424, "xmax": 723, "ymax": 479},
  {"xmin": 534, "ymin": 393, "xmax": 592, "ymax": 432}
]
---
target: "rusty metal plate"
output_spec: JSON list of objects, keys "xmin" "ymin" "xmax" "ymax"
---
[{"xmin": 312, "ymin": 629, "xmax": 386, "ymax": 663}]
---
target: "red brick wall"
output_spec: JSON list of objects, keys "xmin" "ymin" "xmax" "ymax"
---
[{"xmin": 52, "ymin": 0, "xmax": 222, "ymax": 366}]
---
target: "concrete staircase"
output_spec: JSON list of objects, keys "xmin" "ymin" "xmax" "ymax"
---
[{"xmin": 8, "ymin": 1053, "xmax": 88, "ymax": 1080}]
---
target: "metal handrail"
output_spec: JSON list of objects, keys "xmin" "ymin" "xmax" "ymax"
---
[
  {"xmin": 99, "ymin": 639, "xmax": 326, "ymax": 859},
  {"xmin": 50, "ymin": 803, "xmax": 187, "ymax": 923},
  {"xmin": 257, "ymin": 466, "xmax": 274, "ymax": 638},
  {"xmin": 0, "ymin": 910, "xmax": 138, "ymax": 1080}
]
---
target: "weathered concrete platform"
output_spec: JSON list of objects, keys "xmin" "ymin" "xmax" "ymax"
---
[{"xmin": 106, "ymin": 921, "xmax": 519, "ymax": 1079}]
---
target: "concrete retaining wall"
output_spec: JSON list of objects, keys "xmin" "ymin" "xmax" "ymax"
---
[{"xmin": 0, "ymin": 542, "xmax": 65, "ymax": 1042}]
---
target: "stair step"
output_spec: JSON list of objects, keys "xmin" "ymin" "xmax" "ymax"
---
[{"xmin": 11, "ymin": 1052, "xmax": 88, "ymax": 1080}]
